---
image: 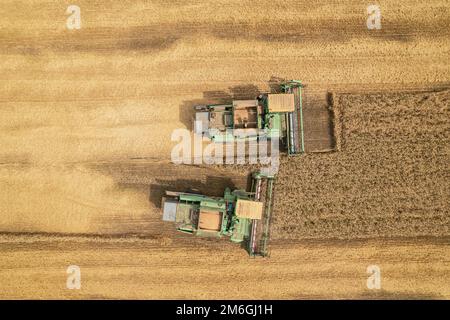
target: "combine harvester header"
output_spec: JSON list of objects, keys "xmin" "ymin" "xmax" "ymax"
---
[
  {"xmin": 161, "ymin": 172, "xmax": 275, "ymax": 257},
  {"xmin": 194, "ymin": 80, "xmax": 305, "ymax": 155}
]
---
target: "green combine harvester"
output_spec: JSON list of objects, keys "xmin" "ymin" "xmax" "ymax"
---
[
  {"xmin": 161, "ymin": 172, "xmax": 275, "ymax": 257},
  {"xmin": 194, "ymin": 80, "xmax": 305, "ymax": 155}
]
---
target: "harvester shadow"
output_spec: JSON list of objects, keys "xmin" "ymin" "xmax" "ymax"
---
[
  {"xmin": 326, "ymin": 91, "xmax": 340, "ymax": 151},
  {"xmin": 179, "ymin": 84, "xmax": 263, "ymax": 128},
  {"xmin": 148, "ymin": 175, "xmax": 239, "ymax": 208},
  {"xmin": 268, "ymin": 76, "xmax": 287, "ymax": 93}
]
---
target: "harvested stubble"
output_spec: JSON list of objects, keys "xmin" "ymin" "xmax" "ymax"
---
[{"xmin": 271, "ymin": 90, "xmax": 450, "ymax": 240}]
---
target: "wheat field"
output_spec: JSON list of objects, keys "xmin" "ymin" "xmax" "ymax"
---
[{"xmin": 0, "ymin": 0, "xmax": 449, "ymax": 299}]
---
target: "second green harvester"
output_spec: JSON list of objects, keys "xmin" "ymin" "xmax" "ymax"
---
[{"xmin": 161, "ymin": 172, "xmax": 275, "ymax": 257}]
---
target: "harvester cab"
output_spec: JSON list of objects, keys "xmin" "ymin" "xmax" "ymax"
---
[
  {"xmin": 161, "ymin": 172, "xmax": 275, "ymax": 257},
  {"xmin": 194, "ymin": 80, "xmax": 305, "ymax": 155}
]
